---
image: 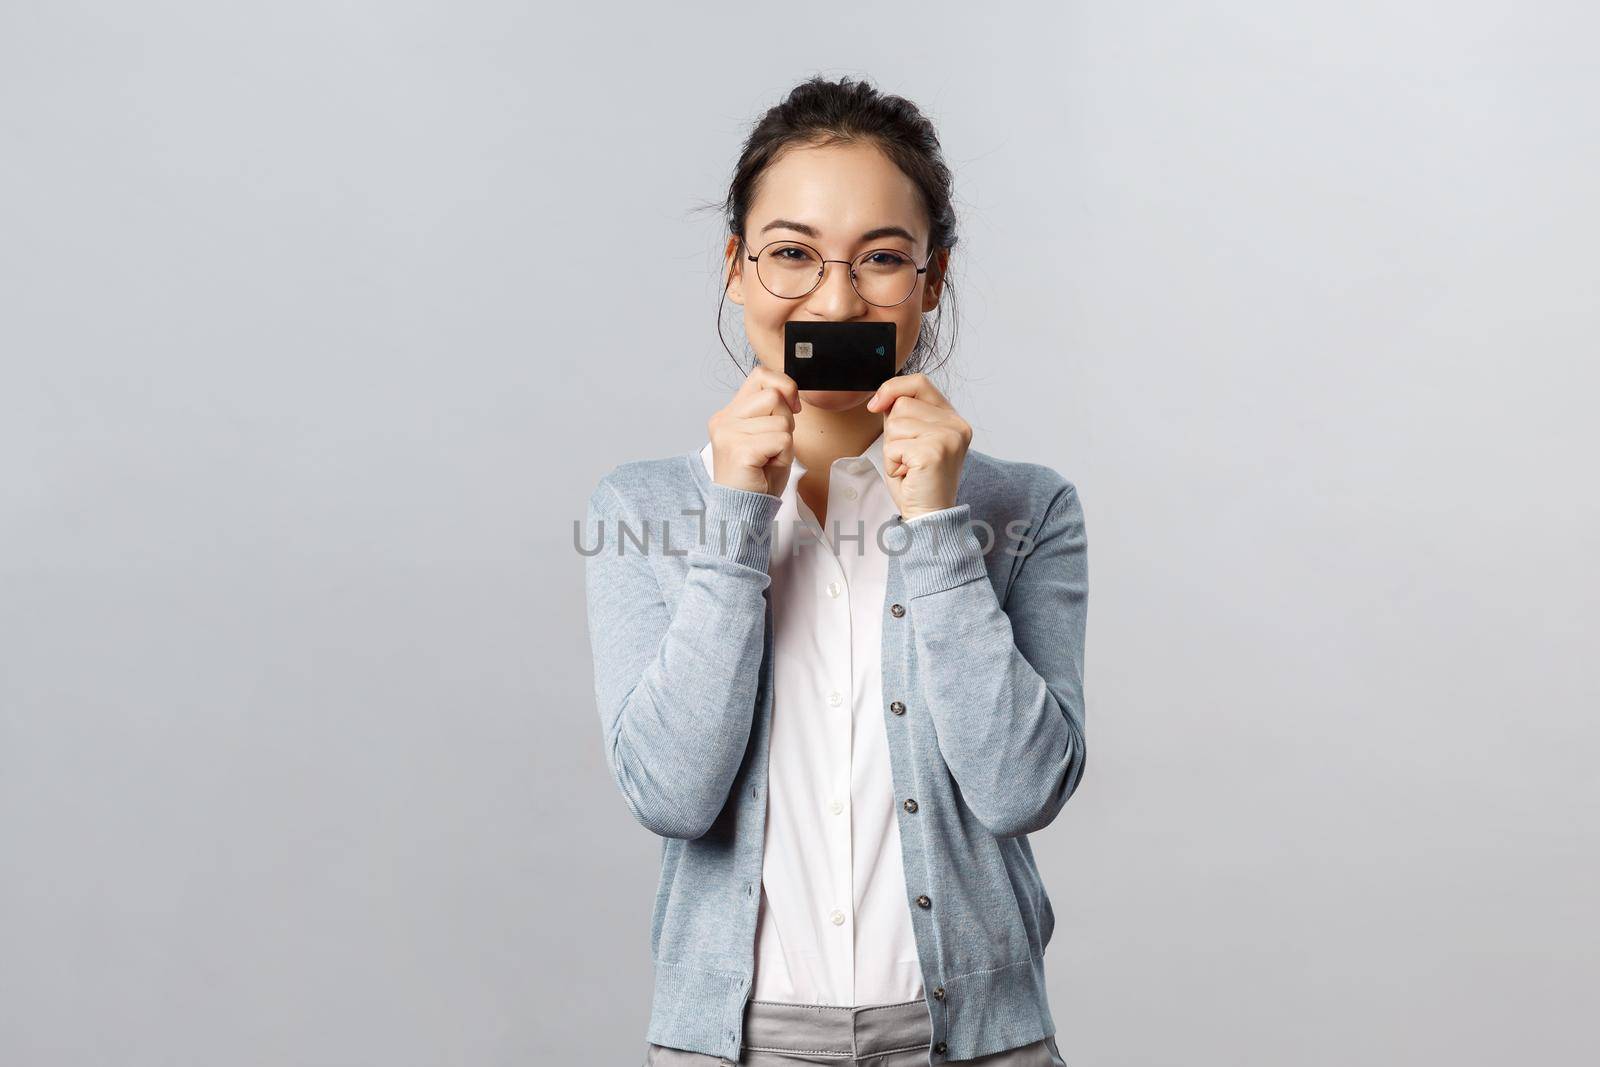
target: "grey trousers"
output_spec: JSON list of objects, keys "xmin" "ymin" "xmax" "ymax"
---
[{"xmin": 644, "ymin": 998, "xmax": 1067, "ymax": 1067}]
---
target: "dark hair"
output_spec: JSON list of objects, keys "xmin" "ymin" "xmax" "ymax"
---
[{"xmin": 696, "ymin": 75, "xmax": 961, "ymax": 378}]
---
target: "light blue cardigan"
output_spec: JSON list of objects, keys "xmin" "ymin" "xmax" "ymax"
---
[{"xmin": 581, "ymin": 441, "xmax": 1088, "ymax": 1065}]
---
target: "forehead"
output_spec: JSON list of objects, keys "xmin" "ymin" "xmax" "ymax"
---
[{"xmin": 748, "ymin": 140, "xmax": 927, "ymax": 240}]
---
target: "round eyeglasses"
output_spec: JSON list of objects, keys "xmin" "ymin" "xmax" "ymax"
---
[{"xmin": 745, "ymin": 238, "xmax": 936, "ymax": 308}]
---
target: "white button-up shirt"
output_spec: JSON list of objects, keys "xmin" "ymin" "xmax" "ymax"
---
[{"xmin": 699, "ymin": 431, "xmax": 924, "ymax": 1008}]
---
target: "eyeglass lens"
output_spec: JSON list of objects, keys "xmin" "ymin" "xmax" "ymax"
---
[{"xmin": 753, "ymin": 241, "xmax": 921, "ymax": 306}]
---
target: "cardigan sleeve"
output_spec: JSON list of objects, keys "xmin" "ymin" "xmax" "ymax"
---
[
  {"xmin": 583, "ymin": 473, "xmax": 783, "ymax": 840},
  {"xmin": 892, "ymin": 481, "xmax": 1089, "ymax": 837}
]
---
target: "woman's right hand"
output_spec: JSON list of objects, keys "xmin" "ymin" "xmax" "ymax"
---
[{"xmin": 708, "ymin": 365, "xmax": 802, "ymax": 497}]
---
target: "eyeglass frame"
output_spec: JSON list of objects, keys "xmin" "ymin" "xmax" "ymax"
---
[{"xmin": 742, "ymin": 236, "xmax": 938, "ymax": 308}]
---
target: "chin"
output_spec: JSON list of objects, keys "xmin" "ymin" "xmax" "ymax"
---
[{"xmin": 799, "ymin": 389, "xmax": 873, "ymax": 411}]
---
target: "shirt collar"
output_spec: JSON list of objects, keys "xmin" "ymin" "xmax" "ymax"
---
[{"xmin": 699, "ymin": 429, "xmax": 889, "ymax": 492}]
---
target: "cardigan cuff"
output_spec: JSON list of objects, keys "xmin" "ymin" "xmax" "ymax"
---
[
  {"xmin": 691, "ymin": 482, "xmax": 783, "ymax": 572},
  {"xmin": 885, "ymin": 503, "xmax": 989, "ymax": 598}
]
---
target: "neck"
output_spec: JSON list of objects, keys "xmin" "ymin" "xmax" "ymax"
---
[{"xmin": 793, "ymin": 404, "xmax": 883, "ymax": 473}]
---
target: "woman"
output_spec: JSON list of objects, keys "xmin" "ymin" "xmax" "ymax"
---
[{"xmin": 583, "ymin": 76, "xmax": 1087, "ymax": 1067}]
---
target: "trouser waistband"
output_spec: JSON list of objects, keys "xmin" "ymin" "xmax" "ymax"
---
[{"xmin": 741, "ymin": 998, "xmax": 931, "ymax": 1058}]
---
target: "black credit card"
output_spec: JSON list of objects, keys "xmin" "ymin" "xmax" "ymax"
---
[{"xmin": 784, "ymin": 321, "xmax": 896, "ymax": 391}]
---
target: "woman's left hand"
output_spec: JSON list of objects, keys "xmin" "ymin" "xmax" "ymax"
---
[{"xmin": 865, "ymin": 373, "xmax": 972, "ymax": 521}]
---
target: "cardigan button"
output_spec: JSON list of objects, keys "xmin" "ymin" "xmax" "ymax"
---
[
  {"xmin": 915, "ymin": 894, "xmax": 931, "ymax": 909},
  {"xmin": 903, "ymin": 798, "xmax": 918, "ymax": 813},
  {"xmin": 935, "ymin": 1040, "xmax": 947, "ymax": 1054},
  {"xmin": 890, "ymin": 603, "xmax": 905, "ymax": 617},
  {"xmin": 933, "ymin": 985, "xmax": 945, "ymax": 1000},
  {"xmin": 889, "ymin": 701, "xmax": 905, "ymax": 715}
]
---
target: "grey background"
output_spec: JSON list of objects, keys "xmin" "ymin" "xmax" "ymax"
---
[{"xmin": 2, "ymin": 2, "xmax": 1595, "ymax": 1065}]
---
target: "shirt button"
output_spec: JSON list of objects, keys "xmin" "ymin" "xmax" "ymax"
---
[
  {"xmin": 830, "ymin": 799, "xmax": 843, "ymax": 815},
  {"xmin": 830, "ymin": 909, "xmax": 845, "ymax": 926},
  {"xmin": 890, "ymin": 603, "xmax": 905, "ymax": 617},
  {"xmin": 843, "ymin": 485, "xmax": 858, "ymax": 500},
  {"xmin": 826, "ymin": 581, "xmax": 841, "ymax": 598},
  {"xmin": 935, "ymin": 1040, "xmax": 947, "ymax": 1054},
  {"xmin": 903, "ymin": 798, "xmax": 918, "ymax": 813},
  {"xmin": 933, "ymin": 986, "xmax": 945, "ymax": 1000},
  {"xmin": 915, "ymin": 894, "xmax": 931, "ymax": 909},
  {"xmin": 828, "ymin": 690, "xmax": 843, "ymax": 707},
  {"xmin": 889, "ymin": 700, "xmax": 906, "ymax": 715}
]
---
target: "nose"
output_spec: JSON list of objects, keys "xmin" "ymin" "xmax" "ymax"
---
[{"xmin": 808, "ymin": 259, "xmax": 869, "ymax": 318}]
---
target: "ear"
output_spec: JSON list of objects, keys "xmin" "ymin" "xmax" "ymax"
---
[
  {"xmin": 724, "ymin": 236, "xmax": 746, "ymax": 306},
  {"xmin": 921, "ymin": 248, "xmax": 949, "ymax": 313}
]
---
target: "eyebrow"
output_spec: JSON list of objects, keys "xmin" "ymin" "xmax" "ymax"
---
[{"xmin": 758, "ymin": 218, "xmax": 920, "ymax": 245}]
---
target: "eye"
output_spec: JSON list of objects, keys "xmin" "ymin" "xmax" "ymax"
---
[{"xmin": 864, "ymin": 250, "xmax": 910, "ymax": 267}]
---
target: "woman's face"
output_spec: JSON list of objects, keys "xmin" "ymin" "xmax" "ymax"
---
[{"xmin": 725, "ymin": 140, "xmax": 947, "ymax": 413}]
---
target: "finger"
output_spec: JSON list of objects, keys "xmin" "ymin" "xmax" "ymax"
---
[
  {"xmin": 877, "ymin": 395, "xmax": 950, "ymax": 423},
  {"xmin": 739, "ymin": 429, "xmax": 794, "ymax": 470},
  {"xmin": 881, "ymin": 413, "xmax": 946, "ymax": 440},
  {"xmin": 884, "ymin": 418, "xmax": 965, "ymax": 465},
  {"xmin": 735, "ymin": 413, "xmax": 795, "ymax": 437},
  {"xmin": 747, "ymin": 364, "xmax": 802, "ymax": 413},
  {"xmin": 883, "ymin": 435, "xmax": 947, "ymax": 474},
  {"xmin": 729, "ymin": 387, "xmax": 797, "ymax": 420},
  {"xmin": 866, "ymin": 373, "xmax": 949, "ymax": 413},
  {"xmin": 882, "ymin": 423, "xmax": 932, "ymax": 477}
]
